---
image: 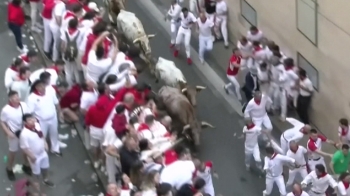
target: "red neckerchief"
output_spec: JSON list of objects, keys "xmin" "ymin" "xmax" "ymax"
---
[
  {"xmin": 105, "ymin": 194, "xmax": 112, "ymax": 196},
  {"xmin": 18, "ymin": 75, "xmax": 27, "ymax": 81},
  {"xmin": 317, "ymin": 172, "xmax": 327, "ymax": 179},
  {"xmin": 25, "ymin": 125, "xmax": 43, "ymax": 138},
  {"xmin": 300, "ymin": 76, "xmax": 306, "ymax": 81},
  {"xmin": 254, "ymin": 98, "xmax": 261, "ymax": 105},
  {"xmin": 68, "ymin": 27, "xmax": 77, "ymax": 35},
  {"xmin": 137, "ymin": 123, "xmax": 150, "ymax": 132},
  {"xmin": 285, "ymin": 66, "xmax": 294, "ymax": 71},
  {"xmin": 64, "ymin": 11, "xmax": 75, "ymax": 19},
  {"xmin": 253, "ymin": 46, "xmax": 262, "ymax": 52},
  {"xmin": 247, "ymin": 124, "xmax": 255, "ymax": 129},
  {"xmin": 343, "ymin": 181, "xmax": 350, "ymax": 189},
  {"xmin": 309, "ymin": 136, "xmax": 318, "ymax": 142},
  {"xmin": 342, "ymin": 127, "xmax": 349, "ymax": 136},
  {"xmin": 270, "ymin": 153, "xmax": 277, "ymax": 159},
  {"xmin": 190, "ymin": 185, "xmax": 197, "ymax": 194},
  {"xmin": 291, "ymin": 146, "xmax": 299, "ymax": 153},
  {"xmin": 121, "ymin": 184, "xmax": 129, "ymax": 190},
  {"xmin": 83, "ymin": 5, "xmax": 90, "ymax": 12},
  {"xmin": 21, "ymin": 55, "xmax": 29, "ymax": 63},
  {"xmin": 33, "ymin": 90, "xmax": 45, "ymax": 96},
  {"xmin": 8, "ymin": 102, "xmax": 20, "ymax": 108},
  {"xmin": 50, "ymin": 65, "xmax": 60, "ymax": 74},
  {"xmin": 125, "ymin": 56, "xmax": 131, "ymax": 60},
  {"xmin": 10, "ymin": 66, "xmax": 19, "ymax": 72}
]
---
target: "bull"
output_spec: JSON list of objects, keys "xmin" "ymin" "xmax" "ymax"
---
[
  {"xmin": 116, "ymin": 10, "xmax": 156, "ymax": 74},
  {"xmin": 154, "ymin": 57, "xmax": 186, "ymax": 86},
  {"xmin": 158, "ymin": 86, "xmax": 214, "ymax": 147}
]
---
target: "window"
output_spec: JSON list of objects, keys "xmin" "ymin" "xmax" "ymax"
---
[
  {"xmin": 296, "ymin": 0, "xmax": 318, "ymax": 45},
  {"xmin": 240, "ymin": 0, "xmax": 257, "ymax": 26},
  {"xmin": 297, "ymin": 52, "xmax": 319, "ymax": 91}
]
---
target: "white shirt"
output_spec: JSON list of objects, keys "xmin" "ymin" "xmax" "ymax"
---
[
  {"xmin": 160, "ymin": 160, "xmax": 195, "ymax": 189},
  {"xmin": 50, "ymin": 1, "xmax": 66, "ymax": 28},
  {"xmin": 4, "ymin": 67, "xmax": 18, "ymax": 90},
  {"xmin": 263, "ymin": 154, "xmax": 295, "ymax": 177},
  {"xmin": 237, "ymin": 40, "xmax": 253, "ymax": 56},
  {"xmin": 102, "ymin": 120, "xmax": 123, "ymax": 148},
  {"xmin": 257, "ymin": 68, "xmax": 268, "ymax": 82},
  {"xmin": 10, "ymin": 80, "xmax": 31, "ymax": 102},
  {"xmin": 286, "ymin": 146, "xmax": 307, "ymax": 166},
  {"xmin": 60, "ymin": 11, "xmax": 75, "ymax": 35},
  {"xmin": 307, "ymin": 135, "xmax": 326, "ymax": 160},
  {"xmin": 168, "ymin": 4, "xmax": 182, "ymax": 22},
  {"xmin": 195, "ymin": 161, "xmax": 214, "ymax": 195},
  {"xmin": 86, "ymin": 50, "xmax": 113, "ymax": 83},
  {"xmin": 80, "ymin": 90, "xmax": 98, "ymax": 111},
  {"xmin": 180, "ymin": 12, "xmax": 197, "ymax": 29},
  {"xmin": 338, "ymin": 181, "xmax": 350, "ymax": 196},
  {"xmin": 244, "ymin": 94, "xmax": 272, "ymax": 119},
  {"xmin": 19, "ymin": 125, "xmax": 46, "ymax": 157},
  {"xmin": 299, "ymin": 78, "xmax": 313, "ymax": 96},
  {"xmin": 301, "ymin": 171, "xmax": 337, "ymax": 194},
  {"xmin": 281, "ymin": 118, "xmax": 305, "ymax": 143},
  {"xmin": 30, "ymin": 68, "xmax": 58, "ymax": 86},
  {"xmin": 27, "ymin": 88, "xmax": 58, "ymax": 121},
  {"xmin": 338, "ymin": 125, "xmax": 350, "ymax": 142},
  {"xmin": 243, "ymin": 125, "xmax": 261, "ymax": 153},
  {"xmin": 79, "ymin": 28, "xmax": 92, "ymax": 52},
  {"xmin": 286, "ymin": 191, "xmax": 309, "ymax": 196},
  {"xmin": 1, "ymin": 102, "xmax": 29, "ymax": 132},
  {"xmin": 270, "ymin": 64, "xmax": 287, "ymax": 86},
  {"xmin": 60, "ymin": 28, "xmax": 82, "ymax": 48},
  {"xmin": 285, "ymin": 69, "xmax": 299, "ymax": 93},
  {"xmin": 109, "ymin": 75, "xmax": 137, "ymax": 92},
  {"xmin": 215, "ymin": 1, "xmax": 227, "ymax": 19},
  {"xmin": 197, "ymin": 18, "xmax": 214, "ymax": 37},
  {"xmin": 246, "ymin": 30, "xmax": 264, "ymax": 42}
]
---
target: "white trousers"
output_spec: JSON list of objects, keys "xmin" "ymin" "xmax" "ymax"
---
[
  {"xmin": 268, "ymin": 83, "xmax": 287, "ymax": 119},
  {"xmin": 307, "ymin": 190, "xmax": 326, "ymax": 196},
  {"xmin": 43, "ymin": 18, "xmax": 52, "ymax": 53},
  {"xmin": 308, "ymin": 157, "xmax": 326, "ymax": 172},
  {"xmin": 29, "ymin": 2, "xmax": 39, "ymax": 28},
  {"xmin": 49, "ymin": 24, "xmax": 61, "ymax": 61},
  {"xmin": 252, "ymin": 114, "xmax": 273, "ymax": 131},
  {"xmin": 244, "ymin": 144, "xmax": 262, "ymax": 169},
  {"xmin": 8, "ymin": 136, "xmax": 19, "ymax": 152},
  {"xmin": 39, "ymin": 117, "xmax": 60, "ymax": 153},
  {"xmin": 264, "ymin": 175, "xmax": 286, "ymax": 196},
  {"xmin": 189, "ymin": 0, "xmax": 200, "ymax": 17},
  {"xmin": 286, "ymin": 167, "xmax": 308, "ymax": 186},
  {"xmin": 175, "ymin": 26, "xmax": 192, "ymax": 58},
  {"xmin": 106, "ymin": 154, "xmax": 117, "ymax": 183},
  {"xmin": 214, "ymin": 17, "xmax": 228, "ymax": 45},
  {"xmin": 89, "ymin": 126, "xmax": 104, "ymax": 147},
  {"xmin": 170, "ymin": 22, "xmax": 180, "ymax": 44},
  {"xmin": 225, "ymin": 74, "xmax": 242, "ymax": 100},
  {"xmin": 64, "ymin": 60, "xmax": 80, "ymax": 86},
  {"xmin": 30, "ymin": 152, "xmax": 49, "ymax": 175},
  {"xmin": 280, "ymin": 136, "xmax": 289, "ymax": 155},
  {"xmin": 198, "ymin": 35, "xmax": 213, "ymax": 60}
]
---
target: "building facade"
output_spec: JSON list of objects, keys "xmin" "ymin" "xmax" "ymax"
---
[{"xmin": 227, "ymin": 0, "xmax": 350, "ymax": 138}]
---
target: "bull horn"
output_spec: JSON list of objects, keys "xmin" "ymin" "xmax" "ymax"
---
[
  {"xmin": 196, "ymin": 86, "xmax": 206, "ymax": 91},
  {"xmin": 182, "ymin": 124, "xmax": 191, "ymax": 133},
  {"xmin": 181, "ymin": 88, "xmax": 188, "ymax": 93},
  {"xmin": 147, "ymin": 34, "xmax": 156, "ymax": 38},
  {"xmin": 201, "ymin": 121, "xmax": 215, "ymax": 128},
  {"xmin": 133, "ymin": 38, "xmax": 141, "ymax": 44}
]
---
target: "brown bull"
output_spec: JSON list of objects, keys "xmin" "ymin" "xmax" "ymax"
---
[{"xmin": 158, "ymin": 86, "xmax": 214, "ymax": 146}]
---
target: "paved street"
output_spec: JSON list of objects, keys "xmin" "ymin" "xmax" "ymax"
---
[{"xmin": 0, "ymin": 1, "xmax": 103, "ymax": 195}]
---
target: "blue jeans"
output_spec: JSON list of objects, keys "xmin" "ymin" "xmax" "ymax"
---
[{"xmin": 8, "ymin": 23, "xmax": 23, "ymax": 49}]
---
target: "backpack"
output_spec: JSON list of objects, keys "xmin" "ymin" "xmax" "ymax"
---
[{"xmin": 64, "ymin": 31, "xmax": 80, "ymax": 62}]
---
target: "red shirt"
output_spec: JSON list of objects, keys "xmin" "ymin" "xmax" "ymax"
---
[
  {"xmin": 81, "ymin": 34, "xmax": 111, "ymax": 65},
  {"xmin": 85, "ymin": 95, "xmax": 119, "ymax": 128},
  {"xmin": 114, "ymin": 87, "xmax": 150, "ymax": 105},
  {"xmin": 227, "ymin": 54, "xmax": 241, "ymax": 76},
  {"xmin": 19, "ymin": 55, "xmax": 30, "ymax": 64},
  {"xmin": 59, "ymin": 85, "xmax": 82, "ymax": 109},
  {"xmin": 7, "ymin": 3, "xmax": 25, "ymax": 26},
  {"xmin": 164, "ymin": 150, "xmax": 178, "ymax": 165},
  {"xmin": 42, "ymin": 0, "xmax": 56, "ymax": 19}
]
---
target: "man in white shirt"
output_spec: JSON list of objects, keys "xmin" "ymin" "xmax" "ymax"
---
[
  {"xmin": 257, "ymin": 62, "xmax": 269, "ymax": 93},
  {"xmin": 280, "ymin": 117, "xmax": 311, "ymax": 154},
  {"xmin": 49, "ymin": 0, "xmax": 68, "ymax": 61},
  {"xmin": 296, "ymin": 69, "xmax": 313, "ymax": 124},
  {"xmin": 160, "ymin": 148, "xmax": 195, "ymax": 189},
  {"xmin": 301, "ymin": 164, "xmax": 337, "ymax": 196},
  {"xmin": 215, "ymin": 0, "xmax": 228, "ymax": 47},
  {"xmin": 237, "ymin": 36, "xmax": 252, "ymax": 68},
  {"xmin": 5, "ymin": 58, "xmax": 24, "ymax": 91},
  {"xmin": 338, "ymin": 118, "xmax": 350, "ymax": 144},
  {"xmin": 173, "ymin": 7, "xmax": 197, "ymax": 65},
  {"xmin": 189, "ymin": 0, "xmax": 202, "ymax": 17},
  {"xmin": 27, "ymin": 78, "xmax": 62, "ymax": 156},
  {"xmin": 86, "ymin": 31, "xmax": 118, "ymax": 83},
  {"xmin": 60, "ymin": 18, "xmax": 82, "ymax": 86},
  {"xmin": 10, "ymin": 66, "xmax": 31, "ymax": 102},
  {"xmin": 286, "ymin": 184, "xmax": 310, "ymax": 196},
  {"xmin": 284, "ymin": 58, "xmax": 299, "ymax": 108},
  {"xmin": 80, "ymin": 81, "xmax": 98, "ymax": 115},
  {"xmin": 167, "ymin": 0, "xmax": 182, "ymax": 48},
  {"xmin": 246, "ymin": 26, "xmax": 264, "ymax": 42},
  {"xmin": 244, "ymin": 91, "xmax": 273, "ymax": 142},
  {"xmin": 338, "ymin": 172, "xmax": 350, "ymax": 196},
  {"xmin": 263, "ymin": 146, "xmax": 296, "ymax": 196},
  {"xmin": 197, "ymin": 13, "xmax": 214, "ymax": 64},
  {"xmin": 285, "ymin": 141, "xmax": 308, "ymax": 187},
  {"xmin": 60, "ymin": 4, "xmax": 84, "ymax": 36},
  {"xmin": 20, "ymin": 113, "xmax": 54, "ymax": 188},
  {"xmin": 0, "ymin": 91, "xmax": 32, "ymax": 180}
]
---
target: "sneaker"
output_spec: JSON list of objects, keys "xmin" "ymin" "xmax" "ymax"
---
[
  {"xmin": 59, "ymin": 134, "xmax": 69, "ymax": 140},
  {"xmin": 22, "ymin": 165, "xmax": 32, "ymax": 176},
  {"xmin": 224, "ymin": 85, "xmax": 229, "ymax": 94},
  {"xmin": 17, "ymin": 47, "xmax": 28, "ymax": 54},
  {"xmin": 100, "ymin": 166, "xmax": 106, "ymax": 172},
  {"xmin": 187, "ymin": 58, "xmax": 192, "ymax": 65},
  {"xmin": 199, "ymin": 58, "xmax": 204, "ymax": 64},
  {"xmin": 59, "ymin": 141, "xmax": 67, "ymax": 148},
  {"xmin": 262, "ymin": 190, "xmax": 267, "ymax": 196},
  {"xmin": 94, "ymin": 161, "xmax": 100, "ymax": 169},
  {"xmin": 52, "ymin": 151, "xmax": 62, "ymax": 157},
  {"xmin": 173, "ymin": 50, "xmax": 179, "ymax": 57},
  {"xmin": 42, "ymin": 179, "xmax": 55, "ymax": 187},
  {"xmin": 6, "ymin": 169, "xmax": 16, "ymax": 181},
  {"xmin": 31, "ymin": 26, "xmax": 42, "ymax": 33}
]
